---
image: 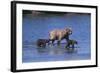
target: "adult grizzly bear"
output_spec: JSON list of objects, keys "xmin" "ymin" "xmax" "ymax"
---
[{"xmin": 49, "ymin": 28, "xmax": 72, "ymax": 46}]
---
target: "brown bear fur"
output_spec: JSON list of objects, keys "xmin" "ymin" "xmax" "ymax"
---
[{"xmin": 37, "ymin": 39, "xmax": 50, "ymax": 48}]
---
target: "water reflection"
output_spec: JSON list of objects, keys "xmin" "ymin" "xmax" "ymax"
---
[
  {"xmin": 22, "ymin": 42, "xmax": 90, "ymax": 63},
  {"xmin": 24, "ymin": 42, "xmax": 78, "ymax": 55},
  {"xmin": 37, "ymin": 44, "xmax": 77, "ymax": 54}
]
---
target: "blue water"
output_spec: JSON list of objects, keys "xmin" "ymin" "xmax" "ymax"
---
[{"xmin": 22, "ymin": 12, "xmax": 91, "ymax": 63}]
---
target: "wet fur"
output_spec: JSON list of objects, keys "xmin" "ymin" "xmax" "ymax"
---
[
  {"xmin": 49, "ymin": 28, "xmax": 72, "ymax": 45},
  {"xmin": 66, "ymin": 39, "xmax": 78, "ymax": 50},
  {"xmin": 37, "ymin": 39, "xmax": 50, "ymax": 48}
]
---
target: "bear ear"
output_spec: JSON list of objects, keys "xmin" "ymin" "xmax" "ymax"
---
[
  {"xmin": 65, "ymin": 27, "xmax": 72, "ymax": 32},
  {"xmin": 65, "ymin": 27, "xmax": 72, "ymax": 30}
]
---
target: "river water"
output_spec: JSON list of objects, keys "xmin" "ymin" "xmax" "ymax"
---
[{"xmin": 22, "ymin": 11, "xmax": 91, "ymax": 63}]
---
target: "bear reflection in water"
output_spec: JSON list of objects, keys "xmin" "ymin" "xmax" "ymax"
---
[{"xmin": 36, "ymin": 38, "xmax": 78, "ymax": 53}]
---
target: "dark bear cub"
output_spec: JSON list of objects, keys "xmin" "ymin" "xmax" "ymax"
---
[
  {"xmin": 65, "ymin": 39, "xmax": 78, "ymax": 50},
  {"xmin": 37, "ymin": 39, "xmax": 50, "ymax": 48}
]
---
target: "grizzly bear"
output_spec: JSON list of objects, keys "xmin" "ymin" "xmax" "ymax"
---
[
  {"xmin": 37, "ymin": 39, "xmax": 50, "ymax": 48},
  {"xmin": 65, "ymin": 39, "xmax": 78, "ymax": 50},
  {"xmin": 49, "ymin": 28, "xmax": 72, "ymax": 46}
]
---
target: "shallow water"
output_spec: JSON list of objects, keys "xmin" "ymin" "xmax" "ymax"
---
[
  {"xmin": 22, "ymin": 12, "xmax": 91, "ymax": 63},
  {"xmin": 22, "ymin": 42, "xmax": 90, "ymax": 63}
]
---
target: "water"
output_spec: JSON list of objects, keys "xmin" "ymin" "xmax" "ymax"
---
[{"xmin": 22, "ymin": 11, "xmax": 91, "ymax": 63}]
